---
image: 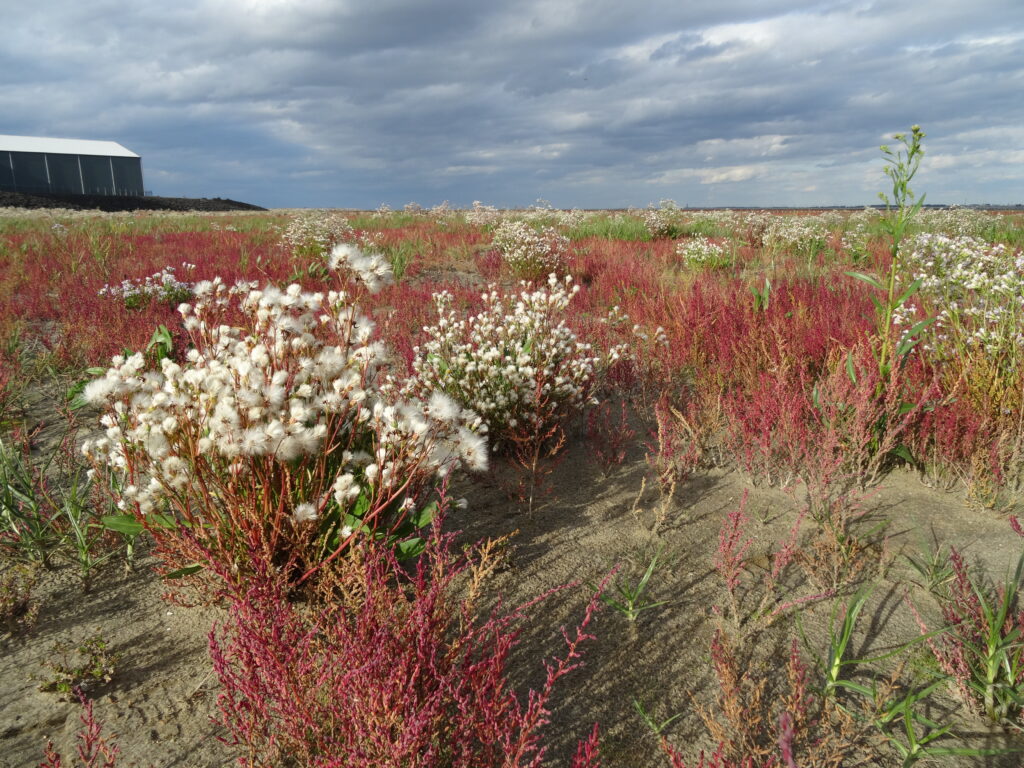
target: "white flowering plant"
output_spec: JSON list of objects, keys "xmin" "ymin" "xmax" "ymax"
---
[
  {"xmin": 641, "ymin": 200, "xmax": 685, "ymax": 239},
  {"xmin": 761, "ymin": 216, "xmax": 828, "ymax": 263},
  {"xmin": 98, "ymin": 264, "xmax": 195, "ymax": 310},
  {"xmin": 282, "ymin": 212, "xmax": 355, "ymax": 259},
  {"xmin": 676, "ymin": 236, "xmax": 733, "ymax": 270},
  {"xmin": 82, "ymin": 262, "xmax": 486, "ymax": 590},
  {"xmin": 464, "ymin": 201, "xmax": 502, "ymax": 227},
  {"xmin": 894, "ymin": 234, "xmax": 1024, "ymax": 363},
  {"xmin": 407, "ymin": 275, "xmax": 624, "ymax": 454},
  {"xmin": 490, "ymin": 220, "xmax": 570, "ymax": 280}
]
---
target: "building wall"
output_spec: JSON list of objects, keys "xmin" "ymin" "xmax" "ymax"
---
[{"xmin": 0, "ymin": 151, "xmax": 144, "ymax": 196}]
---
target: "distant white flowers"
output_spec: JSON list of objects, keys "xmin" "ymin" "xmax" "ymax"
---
[
  {"xmin": 491, "ymin": 219, "xmax": 570, "ymax": 279},
  {"xmin": 676, "ymin": 237, "xmax": 731, "ymax": 269},
  {"xmin": 282, "ymin": 211, "xmax": 355, "ymax": 256},
  {"xmin": 98, "ymin": 263, "xmax": 195, "ymax": 309},
  {"xmin": 641, "ymin": 199, "xmax": 684, "ymax": 239},
  {"xmin": 465, "ymin": 201, "xmax": 501, "ymax": 227}
]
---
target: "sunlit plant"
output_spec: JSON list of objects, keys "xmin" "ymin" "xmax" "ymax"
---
[
  {"xmin": 98, "ymin": 264, "xmax": 195, "ymax": 310},
  {"xmin": 408, "ymin": 275, "xmax": 623, "ymax": 452},
  {"xmin": 847, "ymin": 125, "xmax": 932, "ymax": 379},
  {"xmin": 641, "ymin": 199, "xmax": 685, "ymax": 239},
  {"xmin": 491, "ymin": 219, "xmax": 570, "ymax": 280},
  {"xmin": 676, "ymin": 236, "xmax": 733, "ymax": 270},
  {"xmin": 281, "ymin": 211, "xmax": 355, "ymax": 259},
  {"xmin": 895, "ymin": 233, "xmax": 1024, "ymax": 364},
  {"xmin": 82, "ymin": 258, "xmax": 486, "ymax": 590}
]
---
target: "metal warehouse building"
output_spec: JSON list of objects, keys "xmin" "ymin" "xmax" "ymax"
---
[{"xmin": 0, "ymin": 134, "xmax": 144, "ymax": 196}]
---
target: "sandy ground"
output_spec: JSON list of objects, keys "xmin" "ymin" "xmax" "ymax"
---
[{"xmin": 4, "ymin": 423, "xmax": 1024, "ymax": 768}]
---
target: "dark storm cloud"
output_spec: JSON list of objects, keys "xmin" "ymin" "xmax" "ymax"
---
[{"xmin": 2, "ymin": 0, "xmax": 1022, "ymax": 207}]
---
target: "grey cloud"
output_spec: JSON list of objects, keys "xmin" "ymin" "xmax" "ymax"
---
[{"xmin": 2, "ymin": 0, "xmax": 1023, "ymax": 207}]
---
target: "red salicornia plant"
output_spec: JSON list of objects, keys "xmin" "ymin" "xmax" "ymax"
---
[
  {"xmin": 208, "ymin": 525, "xmax": 604, "ymax": 768},
  {"xmin": 39, "ymin": 691, "xmax": 120, "ymax": 768}
]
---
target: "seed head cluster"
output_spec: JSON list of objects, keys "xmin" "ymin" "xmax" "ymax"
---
[
  {"xmin": 82, "ymin": 268, "xmax": 486, "ymax": 527},
  {"xmin": 409, "ymin": 274, "xmax": 623, "ymax": 447},
  {"xmin": 491, "ymin": 219, "xmax": 570, "ymax": 279},
  {"xmin": 282, "ymin": 211, "xmax": 356, "ymax": 257},
  {"xmin": 327, "ymin": 243, "xmax": 395, "ymax": 294}
]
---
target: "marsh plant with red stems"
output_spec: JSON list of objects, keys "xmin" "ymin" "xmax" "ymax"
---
[{"xmin": 208, "ymin": 523, "xmax": 605, "ymax": 768}]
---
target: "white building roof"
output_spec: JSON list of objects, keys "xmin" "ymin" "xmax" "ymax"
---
[{"xmin": 0, "ymin": 134, "xmax": 139, "ymax": 158}]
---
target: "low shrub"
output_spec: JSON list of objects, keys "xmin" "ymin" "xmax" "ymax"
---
[
  {"xmin": 209, "ymin": 525, "xmax": 604, "ymax": 768},
  {"xmin": 491, "ymin": 220, "xmax": 570, "ymax": 280},
  {"xmin": 281, "ymin": 211, "xmax": 355, "ymax": 258},
  {"xmin": 408, "ymin": 275, "xmax": 622, "ymax": 452},
  {"xmin": 82, "ymin": 263, "xmax": 486, "ymax": 591}
]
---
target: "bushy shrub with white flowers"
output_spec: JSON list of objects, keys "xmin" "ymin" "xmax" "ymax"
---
[
  {"xmin": 98, "ymin": 264, "xmax": 195, "ymax": 309},
  {"xmin": 683, "ymin": 210, "xmax": 741, "ymax": 238},
  {"xmin": 761, "ymin": 215, "xmax": 828, "ymax": 259},
  {"xmin": 676, "ymin": 237, "xmax": 732, "ymax": 270},
  {"xmin": 490, "ymin": 220, "xmax": 570, "ymax": 280},
  {"xmin": 520, "ymin": 199, "xmax": 577, "ymax": 228},
  {"xmin": 894, "ymin": 233, "xmax": 1024, "ymax": 359},
  {"xmin": 407, "ymin": 275, "xmax": 624, "ymax": 450},
  {"xmin": 838, "ymin": 225, "xmax": 871, "ymax": 261},
  {"xmin": 641, "ymin": 200, "xmax": 684, "ymax": 239},
  {"xmin": 429, "ymin": 200, "xmax": 456, "ymax": 224},
  {"xmin": 82, "ymin": 260, "xmax": 486, "ymax": 587},
  {"xmin": 556, "ymin": 209, "xmax": 588, "ymax": 228},
  {"xmin": 282, "ymin": 212, "xmax": 355, "ymax": 258},
  {"xmin": 916, "ymin": 206, "xmax": 997, "ymax": 238},
  {"xmin": 465, "ymin": 201, "xmax": 501, "ymax": 227}
]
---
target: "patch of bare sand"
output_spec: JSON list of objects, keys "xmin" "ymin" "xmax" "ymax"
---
[{"xmin": 3, "ymin": 440, "xmax": 1023, "ymax": 767}]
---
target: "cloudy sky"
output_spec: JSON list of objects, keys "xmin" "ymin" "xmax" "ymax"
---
[{"xmin": 3, "ymin": 0, "xmax": 1023, "ymax": 208}]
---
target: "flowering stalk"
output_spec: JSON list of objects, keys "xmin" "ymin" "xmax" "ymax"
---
[{"xmin": 848, "ymin": 125, "xmax": 930, "ymax": 380}]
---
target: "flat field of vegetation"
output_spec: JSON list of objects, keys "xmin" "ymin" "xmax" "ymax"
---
[{"xmin": 3, "ymin": 182, "xmax": 1024, "ymax": 766}]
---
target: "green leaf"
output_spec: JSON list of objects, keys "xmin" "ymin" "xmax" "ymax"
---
[
  {"xmin": 845, "ymin": 271, "xmax": 885, "ymax": 291},
  {"xmin": 895, "ymin": 318, "xmax": 935, "ymax": 358},
  {"xmin": 894, "ymin": 278, "xmax": 923, "ymax": 309},
  {"xmin": 891, "ymin": 444, "xmax": 916, "ymax": 464},
  {"xmin": 351, "ymin": 490, "xmax": 371, "ymax": 519},
  {"xmin": 395, "ymin": 537, "xmax": 425, "ymax": 561},
  {"xmin": 101, "ymin": 513, "xmax": 179, "ymax": 535},
  {"xmin": 146, "ymin": 324, "xmax": 173, "ymax": 354},
  {"xmin": 163, "ymin": 563, "xmax": 203, "ymax": 579},
  {"xmin": 845, "ymin": 352, "xmax": 857, "ymax": 385},
  {"xmin": 340, "ymin": 513, "xmax": 371, "ymax": 533},
  {"xmin": 408, "ymin": 500, "xmax": 438, "ymax": 529},
  {"xmin": 101, "ymin": 515, "xmax": 144, "ymax": 536},
  {"xmin": 151, "ymin": 513, "xmax": 181, "ymax": 529},
  {"xmin": 868, "ymin": 295, "xmax": 884, "ymax": 317}
]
